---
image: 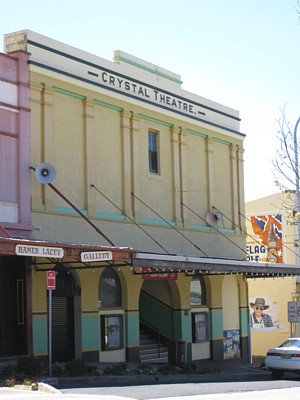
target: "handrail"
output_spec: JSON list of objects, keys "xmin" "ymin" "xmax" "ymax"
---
[{"xmin": 140, "ymin": 319, "xmax": 162, "ymax": 358}]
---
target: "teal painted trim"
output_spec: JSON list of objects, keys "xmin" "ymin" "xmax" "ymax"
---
[
  {"xmin": 82, "ymin": 315, "xmax": 99, "ymax": 349},
  {"xmin": 53, "ymin": 86, "xmax": 86, "ymax": 100},
  {"xmin": 33, "ymin": 317, "xmax": 48, "ymax": 354},
  {"xmin": 94, "ymin": 99, "xmax": 123, "ymax": 111},
  {"xmin": 125, "ymin": 313, "xmax": 139, "ymax": 346},
  {"xmin": 141, "ymin": 217, "xmax": 176, "ymax": 227},
  {"xmin": 212, "ymin": 137, "xmax": 231, "ymax": 146},
  {"xmin": 96, "ymin": 211, "xmax": 126, "ymax": 221},
  {"xmin": 186, "ymin": 129, "xmax": 208, "ymax": 139},
  {"xmin": 173, "ymin": 311, "xmax": 192, "ymax": 341},
  {"xmin": 217, "ymin": 228, "xmax": 235, "ymax": 234},
  {"xmin": 114, "ymin": 56, "xmax": 183, "ymax": 84},
  {"xmin": 139, "ymin": 114, "xmax": 173, "ymax": 127},
  {"xmin": 190, "ymin": 224, "xmax": 211, "ymax": 231},
  {"xmin": 54, "ymin": 205, "xmax": 88, "ymax": 216},
  {"xmin": 240, "ymin": 309, "xmax": 250, "ymax": 335},
  {"xmin": 210, "ymin": 310, "xmax": 223, "ymax": 338},
  {"xmin": 51, "ymin": 205, "xmax": 125, "ymax": 221}
]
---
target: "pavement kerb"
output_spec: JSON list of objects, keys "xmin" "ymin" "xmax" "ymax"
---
[{"xmin": 42, "ymin": 366, "xmax": 271, "ymax": 389}]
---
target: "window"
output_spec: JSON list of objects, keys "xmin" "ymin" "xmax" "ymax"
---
[
  {"xmin": 192, "ymin": 312, "xmax": 209, "ymax": 342},
  {"xmin": 148, "ymin": 131, "xmax": 159, "ymax": 173},
  {"xmin": 98, "ymin": 267, "xmax": 121, "ymax": 307},
  {"xmin": 101, "ymin": 315, "xmax": 124, "ymax": 350},
  {"xmin": 190, "ymin": 275, "xmax": 206, "ymax": 306}
]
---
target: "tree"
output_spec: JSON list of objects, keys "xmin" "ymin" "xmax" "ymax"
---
[
  {"xmin": 296, "ymin": 0, "xmax": 300, "ymax": 20},
  {"xmin": 272, "ymin": 107, "xmax": 300, "ymax": 220}
]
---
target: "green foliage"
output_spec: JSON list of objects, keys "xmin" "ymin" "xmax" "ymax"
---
[
  {"xmin": 52, "ymin": 363, "xmax": 64, "ymax": 377},
  {"xmin": 5, "ymin": 377, "xmax": 16, "ymax": 387},
  {"xmin": 157, "ymin": 364, "xmax": 179, "ymax": 375},
  {"xmin": 64, "ymin": 359, "xmax": 88, "ymax": 377},
  {"xmin": 135, "ymin": 364, "xmax": 155, "ymax": 375},
  {"xmin": 181, "ymin": 361, "xmax": 198, "ymax": 374},
  {"xmin": 17, "ymin": 356, "xmax": 42, "ymax": 376},
  {"xmin": 0, "ymin": 365, "xmax": 16, "ymax": 379},
  {"xmin": 103, "ymin": 362, "xmax": 128, "ymax": 375}
]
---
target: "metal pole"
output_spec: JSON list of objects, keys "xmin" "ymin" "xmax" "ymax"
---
[
  {"xmin": 294, "ymin": 117, "xmax": 300, "ymax": 337},
  {"xmin": 48, "ymin": 289, "xmax": 52, "ymax": 377},
  {"xmin": 294, "ymin": 117, "xmax": 300, "ymax": 264}
]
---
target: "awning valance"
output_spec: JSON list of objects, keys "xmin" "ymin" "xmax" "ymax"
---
[{"xmin": 132, "ymin": 253, "xmax": 300, "ymax": 277}]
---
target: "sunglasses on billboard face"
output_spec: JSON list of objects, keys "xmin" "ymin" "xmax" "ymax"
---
[{"xmin": 255, "ymin": 306, "xmax": 264, "ymax": 311}]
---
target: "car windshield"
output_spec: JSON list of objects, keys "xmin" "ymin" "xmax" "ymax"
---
[{"xmin": 279, "ymin": 339, "xmax": 300, "ymax": 348}]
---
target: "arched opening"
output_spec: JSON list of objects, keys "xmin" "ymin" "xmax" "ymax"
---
[
  {"xmin": 98, "ymin": 267, "xmax": 122, "ymax": 308},
  {"xmin": 139, "ymin": 279, "xmax": 175, "ymax": 363}
]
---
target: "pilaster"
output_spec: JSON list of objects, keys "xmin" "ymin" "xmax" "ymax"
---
[
  {"xmin": 42, "ymin": 86, "xmax": 55, "ymax": 211},
  {"xmin": 230, "ymin": 144, "xmax": 239, "ymax": 231},
  {"xmin": 206, "ymin": 138, "xmax": 215, "ymax": 210},
  {"xmin": 121, "ymin": 111, "xmax": 134, "ymax": 219},
  {"xmin": 83, "ymin": 100, "xmax": 95, "ymax": 217},
  {"xmin": 171, "ymin": 126, "xmax": 182, "ymax": 226}
]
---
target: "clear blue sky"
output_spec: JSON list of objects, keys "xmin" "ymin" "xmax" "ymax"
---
[{"xmin": 1, "ymin": 0, "xmax": 299, "ymax": 202}]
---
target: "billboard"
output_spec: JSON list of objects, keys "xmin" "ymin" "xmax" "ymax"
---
[{"xmin": 247, "ymin": 214, "xmax": 282, "ymax": 263}]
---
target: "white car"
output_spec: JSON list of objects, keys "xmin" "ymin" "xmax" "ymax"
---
[{"xmin": 265, "ymin": 338, "xmax": 300, "ymax": 379}]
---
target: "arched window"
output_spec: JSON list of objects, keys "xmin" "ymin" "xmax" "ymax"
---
[
  {"xmin": 98, "ymin": 267, "xmax": 121, "ymax": 307},
  {"xmin": 190, "ymin": 275, "xmax": 206, "ymax": 306}
]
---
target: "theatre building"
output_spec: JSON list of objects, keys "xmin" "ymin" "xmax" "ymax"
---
[{"xmin": 1, "ymin": 30, "xmax": 298, "ymax": 365}]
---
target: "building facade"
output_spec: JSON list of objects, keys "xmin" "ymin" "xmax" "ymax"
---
[
  {"xmin": 246, "ymin": 193, "xmax": 298, "ymax": 357},
  {"xmin": 2, "ymin": 30, "xmax": 297, "ymax": 365}
]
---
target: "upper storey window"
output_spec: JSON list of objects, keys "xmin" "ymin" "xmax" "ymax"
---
[{"xmin": 148, "ymin": 131, "xmax": 159, "ymax": 174}]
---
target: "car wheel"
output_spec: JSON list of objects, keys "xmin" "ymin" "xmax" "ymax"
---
[{"xmin": 271, "ymin": 369, "xmax": 284, "ymax": 380}]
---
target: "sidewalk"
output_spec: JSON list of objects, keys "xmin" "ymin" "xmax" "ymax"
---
[
  {"xmin": 0, "ymin": 358, "xmax": 271, "ymax": 397},
  {"xmin": 48, "ymin": 358, "xmax": 271, "ymax": 388}
]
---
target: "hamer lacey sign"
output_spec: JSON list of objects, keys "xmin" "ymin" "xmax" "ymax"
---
[{"xmin": 15, "ymin": 244, "xmax": 64, "ymax": 258}]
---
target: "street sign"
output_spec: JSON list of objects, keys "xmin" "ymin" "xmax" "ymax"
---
[
  {"xmin": 288, "ymin": 301, "xmax": 300, "ymax": 323},
  {"xmin": 46, "ymin": 270, "xmax": 56, "ymax": 290}
]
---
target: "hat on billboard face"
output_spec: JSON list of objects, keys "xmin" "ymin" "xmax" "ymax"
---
[{"xmin": 250, "ymin": 298, "xmax": 269, "ymax": 310}]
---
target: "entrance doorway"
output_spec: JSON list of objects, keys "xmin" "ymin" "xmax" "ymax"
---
[
  {"xmin": 49, "ymin": 264, "xmax": 81, "ymax": 362},
  {"xmin": 0, "ymin": 256, "xmax": 28, "ymax": 356},
  {"xmin": 139, "ymin": 280, "xmax": 174, "ymax": 363}
]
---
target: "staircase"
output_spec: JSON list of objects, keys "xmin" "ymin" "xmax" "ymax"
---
[{"xmin": 139, "ymin": 326, "xmax": 168, "ymax": 364}]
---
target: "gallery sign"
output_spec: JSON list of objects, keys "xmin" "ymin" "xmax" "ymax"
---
[
  {"xmin": 80, "ymin": 251, "xmax": 113, "ymax": 262},
  {"xmin": 15, "ymin": 244, "xmax": 64, "ymax": 258}
]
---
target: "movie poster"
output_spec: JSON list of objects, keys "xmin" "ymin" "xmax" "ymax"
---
[
  {"xmin": 223, "ymin": 329, "xmax": 240, "ymax": 359},
  {"xmin": 247, "ymin": 214, "xmax": 282, "ymax": 263}
]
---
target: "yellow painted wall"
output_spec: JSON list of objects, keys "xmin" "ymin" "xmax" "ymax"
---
[
  {"xmin": 29, "ymin": 65, "xmax": 245, "ymax": 258},
  {"xmin": 248, "ymin": 277, "xmax": 296, "ymax": 356},
  {"xmin": 246, "ymin": 193, "xmax": 298, "ymax": 357}
]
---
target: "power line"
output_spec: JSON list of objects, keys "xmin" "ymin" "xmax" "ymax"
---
[
  {"xmin": 181, "ymin": 202, "xmax": 248, "ymax": 257},
  {"xmin": 131, "ymin": 192, "xmax": 208, "ymax": 257},
  {"xmin": 91, "ymin": 184, "xmax": 169, "ymax": 254}
]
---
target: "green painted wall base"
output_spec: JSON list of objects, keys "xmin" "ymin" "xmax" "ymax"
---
[
  {"xmin": 82, "ymin": 350, "xmax": 99, "ymax": 362},
  {"xmin": 211, "ymin": 339, "xmax": 224, "ymax": 361},
  {"xmin": 126, "ymin": 346, "xmax": 140, "ymax": 362},
  {"xmin": 240, "ymin": 336, "xmax": 249, "ymax": 362}
]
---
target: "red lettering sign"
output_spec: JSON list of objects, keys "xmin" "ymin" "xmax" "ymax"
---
[
  {"xmin": 47, "ymin": 270, "xmax": 56, "ymax": 290},
  {"xmin": 142, "ymin": 267, "xmax": 177, "ymax": 280}
]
